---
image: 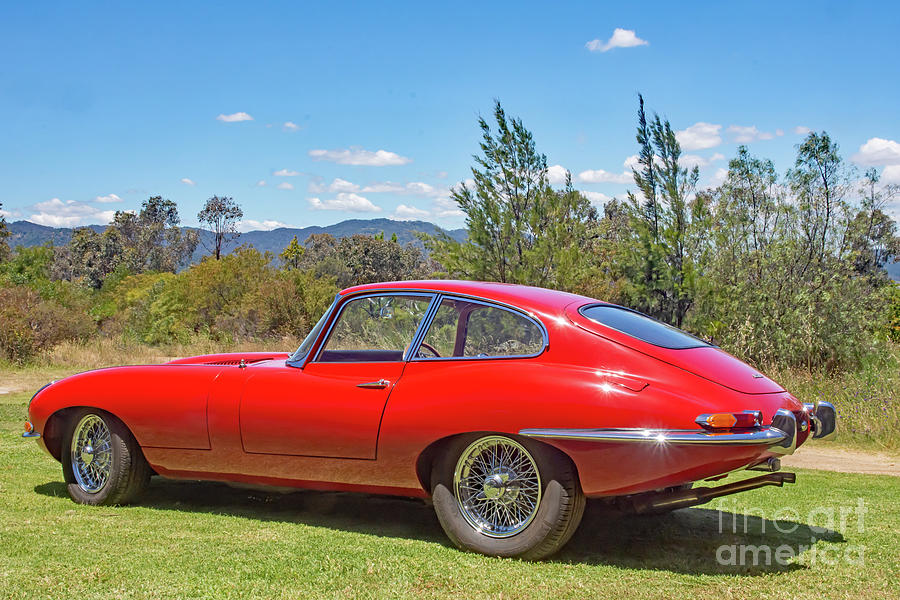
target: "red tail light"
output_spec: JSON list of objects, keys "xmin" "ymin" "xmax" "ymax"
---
[{"xmin": 696, "ymin": 410, "xmax": 763, "ymax": 430}]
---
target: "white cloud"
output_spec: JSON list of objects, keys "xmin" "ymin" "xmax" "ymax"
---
[
  {"xmin": 547, "ymin": 164, "xmax": 570, "ymax": 185},
  {"xmin": 94, "ymin": 193, "xmax": 122, "ymax": 203},
  {"xmin": 392, "ymin": 204, "xmax": 431, "ymax": 220},
  {"xmin": 276, "ymin": 182, "xmax": 294, "ymax": 190},
  {"xmin": 775, "ymin": 129, "xmax": 785, "ymax": 137},
  {"xmin": 308, "ymin": 193, "xmax": 381, "ymax": 212},
  {"xmin": 577, "ymin": 169, "xmax": 632, "ymax": 184},
  {"xmin": 433, "ymin": 196, "xmax": 464, "ymax": 218},
  {"xmin": 706, "ymin": 167, "xmax": 729, "ymax": 188},
  {"xmin": 360, "ymin": 182, "xmax": 405, "ymax": 193},
  {"xmin": 585, "ymin": 28, "xmax": 648, "ymax": 53},
  {"xmin": 0, "ymin": 206, "xmax": 20, "ymax": 219},
  {"xmin": 680, "ymin": 152, "xmax": 726, "ymax": 170},
  {"xmin": 329, "ymin": 178, "xmax": 361, "ymax": 193},
  {"xmin": 308, "ymin": 147, "xmax": 412, "ymax": 166},
  {"xmin": 28, "ymin": 198, "xmax": 115, "ymax": 227},
  {"xmin": 581, "ymin": 191, "xmax": 610, "ymax": 205},
  {"xmin": 727, "ymin": 125, "xmax": 775, "ymax": 143},
  {"xmin": 623, "ymin": 155, "xmax": 640, "ymax": 170},
  {"xmin": 237, "ymin": 219, "xmax": 289, "ymax": 232},
  {"xmin": 676, "ymin": 122, "xmax": 722, "ymax": 150},
  {"xmin": 273, "ymin": 168, "xmax": 301, "ymax": 176},
  {"xmin": 282, "ymin": 121, "xmax": 300, "ymax": 132},
  {"xmin": 881, "ymin": 165, "xmax": 900, "ymax": 184},
  {"xmin": 216, "ymin": 112, "xmax": 253, "ymax": 123},
  {"xmin": 180, "ymin": 178, "xmax": 196, "ymax": 186},
  {"xmin": 256, "ymin": 180, "xmax": 266, "ymax": 187},
  {"xmin": 852, "ymin": 137, "xmax": 900, "ymax": 166},
  {"xmin": 793, "ymin": 126, "xmax": 812, "ymax": 135}
]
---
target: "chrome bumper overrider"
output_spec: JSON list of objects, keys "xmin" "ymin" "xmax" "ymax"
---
[
  {"xmin": 804, "ymin": 401, "xmax": 837, "ymax": 441},
  {"xmin": 22, "ymin": 431, "xmax": 41, "ymax": 439}
]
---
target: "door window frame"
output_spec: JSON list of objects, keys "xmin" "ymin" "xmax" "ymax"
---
[
  {"xmin": 408, "ymin": 294, "xmax": 549, "ymax": 362},
  {"xmin": 310, "ymin": 291, "xmax": 440, "ymax": 364}
]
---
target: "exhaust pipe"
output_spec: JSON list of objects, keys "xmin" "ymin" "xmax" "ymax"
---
[{"xmin": 628, "ymin": 472, "xmax": 796, "ymax": 515}]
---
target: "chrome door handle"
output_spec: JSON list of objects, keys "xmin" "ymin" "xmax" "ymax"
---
[{"xmin": 356, "ymin": 379, "xmax": 390, "ymax": 389}]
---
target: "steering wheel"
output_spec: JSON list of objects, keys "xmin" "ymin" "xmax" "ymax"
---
[{"xmin": 417, "ymin": 342, "xmax": 441, "ymax": 358}]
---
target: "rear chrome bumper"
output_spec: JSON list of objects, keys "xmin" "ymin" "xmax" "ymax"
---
[
  {"xmin": 520, "ymin": 409, "xmax": 807, "ymax": 455},
  {"xmin": 520, "ymin": 425, "xmax": 786, "ymax": 446}
]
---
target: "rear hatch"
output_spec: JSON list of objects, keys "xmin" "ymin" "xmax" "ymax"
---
[{"xmin": 566, "ymin": 302, "xmax": 784, "ymax": 394}]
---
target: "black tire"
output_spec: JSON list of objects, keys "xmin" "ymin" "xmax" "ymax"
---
[
  {"xmin": 431, "ymin": 434, "xmax": 585, "ymax": 560},
  {"xmin": 61, "ymin": 409, "xmax": 151, "ymax": 506}
]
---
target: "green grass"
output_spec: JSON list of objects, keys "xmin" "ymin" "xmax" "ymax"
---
[{"xmin": 1, "ymin": 385, "xmax": 898, "ymax": 599}]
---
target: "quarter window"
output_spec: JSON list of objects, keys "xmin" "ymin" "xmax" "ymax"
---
[
  {"xmin": 579, "ymin": 304, "xmax": 709, "ymax": 349},
  {"xmin": 417, "ymin": 298, "xmax": 545, "ymax": 359},
  {"xmin": 317, "ymin": 294, "xmax": 432, "ymax": 363}
]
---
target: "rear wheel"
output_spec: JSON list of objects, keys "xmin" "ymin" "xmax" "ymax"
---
[
  {"xmin": 61, "ymin": 409, "xmax": 150, "ymax": 506},
  {"xmin": 431, "ymin": 434, "xmax": 584, "ymax": 559}
]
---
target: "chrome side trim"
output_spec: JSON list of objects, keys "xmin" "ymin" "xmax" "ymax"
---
[
  {"xmin": 518, "ymin": 427, "xmax": 787, "ymax": 446},
  {"xmin": 22, "ymin": 431, "xmax": 41, "ymax": 439}
]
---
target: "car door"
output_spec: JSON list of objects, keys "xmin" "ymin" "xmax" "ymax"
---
[{"xmin": 239, "ymin": 292, "xmax": 435, "ymax": 459}]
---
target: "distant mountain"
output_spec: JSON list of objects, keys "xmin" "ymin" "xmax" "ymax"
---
[
  {"xmin": 7, "ymin": 221, "xmax": 106, "ymax": 248},
  {"xmin": 7, "ymin": 218, "xmax": 467, "ymax": 263}
]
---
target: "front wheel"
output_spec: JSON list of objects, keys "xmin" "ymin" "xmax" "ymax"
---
[
  {"xmin": 61, "ymin": 409, "xmax": 150, "ymax": 506},
  {"xmin": 431, "ymin": 434, "xmax": 585, "ymax": 559}
]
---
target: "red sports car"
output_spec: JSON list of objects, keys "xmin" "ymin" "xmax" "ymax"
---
[{"xmin": 24, "ymin": 280, "xmax": 836, "ymax": 559}]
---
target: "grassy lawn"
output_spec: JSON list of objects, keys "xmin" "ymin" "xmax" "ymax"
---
[{"xmin": 2, "ymin": 377, "xmax": 898, "ymax": 599}]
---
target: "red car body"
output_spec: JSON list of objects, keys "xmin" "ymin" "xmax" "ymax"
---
[{"xmin": 26, "ymin": 280, "xmax": 833, "ymax": 501}]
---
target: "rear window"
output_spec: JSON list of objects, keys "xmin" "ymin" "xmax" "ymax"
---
[{"xmin": 579, "ymin": 304, "xmax": 710, "ymax": 349}]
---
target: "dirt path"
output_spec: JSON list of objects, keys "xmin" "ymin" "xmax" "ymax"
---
[{"xmin": 783, "ymin": 445, "xmax": 900, "ymax": 476}]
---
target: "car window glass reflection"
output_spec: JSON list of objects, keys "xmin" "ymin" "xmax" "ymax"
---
[{"xmin": 318, "ymin": 295, "xmax": 431, "ymax": 363}]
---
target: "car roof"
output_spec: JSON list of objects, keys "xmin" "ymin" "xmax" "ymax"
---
[{"xmin": 340, "ymin": 280, "xmax": 602, "ymax": 314}]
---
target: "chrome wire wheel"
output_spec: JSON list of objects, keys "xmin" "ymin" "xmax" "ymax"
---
[
  {"xmin": 453, "ymin": 436, "xmax": 542, "ymax": 538},
  {"xmin": 70, "ymin": 414, "xmax": 113, "ymax": 494}
]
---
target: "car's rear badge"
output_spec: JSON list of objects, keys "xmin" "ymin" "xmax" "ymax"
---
[{"xmin": 752, "ymin": 373, "xmax": 764, "ymax": 378}]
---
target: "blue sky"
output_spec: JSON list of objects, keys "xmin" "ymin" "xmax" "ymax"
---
[{"xmin": 2, "ymin": 1, "xmax": 899, "ymax": 231}]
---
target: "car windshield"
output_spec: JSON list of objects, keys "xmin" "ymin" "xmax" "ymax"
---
[
  {"xmin": 287, "ymin": 300, "xmax": 335, "ymax": 365},
  {"xmin": 579, "ymin": 304, "xmax": 710, "ymax": 349}
]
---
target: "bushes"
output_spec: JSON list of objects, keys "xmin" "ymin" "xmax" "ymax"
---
[
  {"xmin": 0, "ymin": 286, "xmax": 94, "ymax": 364},
  {"xmin": 100, "ymin": 247, "xmax": 338, "ymax": 345}
]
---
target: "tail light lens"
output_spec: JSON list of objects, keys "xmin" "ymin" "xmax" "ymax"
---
[{"xmin": 696, "ymin": 410, "xmax": 763, "ymax": 430}]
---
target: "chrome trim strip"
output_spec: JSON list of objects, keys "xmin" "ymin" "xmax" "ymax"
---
[
  {"xmin": 287, "ymin": 294, "xmax": 340, "ymax": 368},
  {"xmin": 408, "ymin": 294, "xmax": 550, "ymax": 362},
  {"xmin": 518, "ymin": 426, "xmax": 787, "ymax": 446},
  {"xmin": 403, "ymin": 293, "xmax": 443, "ymax": 362},
  {"xmin": 311, "ymin": 291, "xmax": 437, "ymax": 363}
]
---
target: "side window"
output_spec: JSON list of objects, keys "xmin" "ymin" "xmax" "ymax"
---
[
  {"xmin": 463, "ymin": 305, "xmax": 544, "ymax": 357},
  {"xmin": 317, "ymin": 294, "xmax": 432, "ymax": 363},
  {"xmin": 417, "ymin": 298, "xmax": 545, "ymax": 359}
]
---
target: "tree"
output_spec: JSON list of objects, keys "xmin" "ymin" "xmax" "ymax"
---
[
  {"xmin": 620, "ymin": 95, "xmax": 706, "ymax": 327},
  {"xmin": 0, "ymin": 201, "xmax": 10, "ymax": 262},
  {"xmin": 427, "ymin": 100, "xmax": 596, "ymax": 289},
  {"xmin": 280, "ymin": 235, "xmax": 305, "ymax": 270},
  {"xmin": 198, "ymin": 196, "xmax": 243, "ymax": 260},
  {"xmin": 52, "ymin": 196, "xmax": 198, "ymax": 287}
]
